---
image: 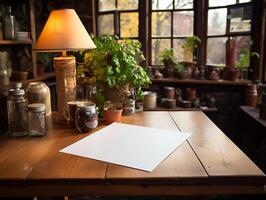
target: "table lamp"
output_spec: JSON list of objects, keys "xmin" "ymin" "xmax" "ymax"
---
[{"xmin": 34, "ymin": 9, "xmax": 96, "ymax": 123}]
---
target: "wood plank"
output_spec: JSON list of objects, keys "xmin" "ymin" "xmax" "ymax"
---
[
  {"xmin": 27, "ymin": 124, "xmax": 107, "ymax": 183},
  {"xmin": 169, "ymin": 111, "xmax": 265, "ymax": 185},
  {"xmin": 151, "ymin": 78, "xmax": 252, "ymax": 86},
  {"xmin": 106, "ymin": 111, "xmax": 208, "ymax": 185},
  {"xmin": 0, "ymin": 184, "xmax": 264, "ymax": 197},
  {"xmin": 0, "ymin": 123, "xmax": 107, "ymax": 184}
]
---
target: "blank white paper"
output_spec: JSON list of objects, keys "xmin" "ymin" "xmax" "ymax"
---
[{"xmin": 60, "ymin": 122, "xmax": 191, "ymax": 172}]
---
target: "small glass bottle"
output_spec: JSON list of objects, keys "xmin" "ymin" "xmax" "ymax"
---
[
  {"xmin": 0, "ymin": 21, "xmax": 3, "ymax": 40},
  {"xmin": 28, "ymin": 103, "xmax": 46, "ymax": 136},
  {"xmin": 7, "ymin": 88, "xmax": 28, "ymax": 137},
  {"xmin": 3, "ymin": 6, "xmax": 16, "ymax": 40}
]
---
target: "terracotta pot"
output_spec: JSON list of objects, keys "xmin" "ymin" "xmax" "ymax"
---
[
  {"xmin": 206, "ymin": 66, "xmax": 220, "ymax": 81},
  {"xmin": 103, "ymin": 86, "xmax": 128, "ymax": 103},
  {"xmin": 104, "ymin": 108, "xmax": 123, "ymax": 124},
  {"xmin": 222, "ymin": 67, "xmax": 239, "ymax": 81},
  {"xmin": 164, "ymin": 87, "xmax": 175, "ymax": 99},
  {"xmin": 245, "ymin": 84, "xmax": 257, "ymax": 107},
  {"xmin": 174, "ymin": 70, "xmax": 189, "ymax": 79},
  {"xmin": 181, "ymin": 61, "xmax": 196, "ymax": 78}
]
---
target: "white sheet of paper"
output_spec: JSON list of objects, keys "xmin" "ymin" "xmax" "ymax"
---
[{"xmin": 60, "ymin": 122, "xmax": 191, "ymax": 172}]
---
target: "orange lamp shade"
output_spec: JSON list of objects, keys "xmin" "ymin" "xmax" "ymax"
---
[{"xmin": 34, "ymin": 9, "xmax": 96, "ymax": 51}]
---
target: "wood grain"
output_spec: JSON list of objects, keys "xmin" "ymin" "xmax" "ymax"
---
[
  {"xmin": 106, "ymin": 112, "xmax": 208, "ymax": 185},
  {"xmin": 169, "ymin": 111, "xmax": 265, "ymax": 185}
]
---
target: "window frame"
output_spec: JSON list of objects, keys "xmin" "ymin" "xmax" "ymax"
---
[
  {"xmin": 96, "ymin": 0, "xmax": 140, "ymax": 40},
  {"xmin": 148, "ymin": 0, "xmax": 195, "ymax": 65}
]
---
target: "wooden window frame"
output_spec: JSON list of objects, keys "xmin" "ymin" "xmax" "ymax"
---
[{"xmin": 148, "ymin": 0, "xmax": 195, "ymax": 66}]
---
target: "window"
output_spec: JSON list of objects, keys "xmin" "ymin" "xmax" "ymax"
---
[
  {"xmin": 97, "ymin": 0, "xmax": 139, "ymax": 39},
  {"xmin": 206, "ymin": 0, "xmax": 252, "ymax": 66},
  {"xmin": 96, "ymin": 0, "xmax": 256, "ymax": 70},
  {"xmin": 150, "ymin": 0, "xmax": 194, "ymax": 65}
]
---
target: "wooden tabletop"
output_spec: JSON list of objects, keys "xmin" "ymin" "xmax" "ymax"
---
[{"xmin": 0, "ymin": 111, "xmax": 265, "ymax": 197}]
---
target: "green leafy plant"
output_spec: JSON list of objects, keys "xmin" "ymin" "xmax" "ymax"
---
[
  {"xmin": 236, "ymin": 48, "xmax": 259, "ymax": 71},
  {"xmin": 37, "ymin": 52, "xmax": 50, "ymax": 66},
  {"xmin": 174, "ymin": 62, "xmax": 186, "ymax": 73},
  {"xmin": 159, "ymin": 48, "xmax": 174, "ymax": 64},
  {"xmin": 182, "ymin": 36, "xmax": 201, "ymax": 53},
  {"xmin": 78, "ymin": 35, "xmax": 151, "ymax": 99}
]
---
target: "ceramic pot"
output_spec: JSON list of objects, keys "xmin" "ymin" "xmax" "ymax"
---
[
  {"xmin": 164, "ymin": 87, "xmax": 175, "ymax": 99},
  {"xmin": 245, "ymin": 84, "xmax": 257, "ymax": 107},
  {"xmin": 104, "ymin": 108, "xmax": 123, "ymax": 124},
  {"xmin": 222, "ymin": 67, "xmax": 239, "ymax": 81},
  {"xmin": 206, "ymin": 66, "xmax": 220, "ymax": 81}
]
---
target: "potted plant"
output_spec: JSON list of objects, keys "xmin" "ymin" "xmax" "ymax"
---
[
  {"xmin": 182, "ymin": 35, "xmax": 201, "ymax": 62},
  {"xmin": 174, "ymin": 62, "xmax": 189, "ymax": 79},
  {"xmin": 159, "ymin": 48, "xmax": 177, "ymax": 78},
  {"xmin": 37, "ymin": 52, "xmax": 51, "ymax": 76},
  {"xmin": 77, "ymin": 35, "xmax": 151, "ymax": 109},
  {"xmin": 236, "ymin": 48, "xmax": 259, "ymax": 80},
  {"xmin": 103, "ymin": 102, "xmax": 123, "ymax": 124}
]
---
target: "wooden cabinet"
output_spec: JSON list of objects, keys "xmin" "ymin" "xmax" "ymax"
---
[{"xmin": 0, "ymin": 0, "xmax": 37, "ymax": 81}]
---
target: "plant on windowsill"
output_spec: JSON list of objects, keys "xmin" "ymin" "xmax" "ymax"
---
[
  {"xmin": 235, "ymin": 48, "xmax": 259, "ymax": 80},
  {"xmin": 182, "ymin": 35, "xmax": 201, "ymax": 62},
  {"xmin": 76, "ymin": 35, "xmax": 151, "ymax": 111},
  {"xmin": 159, "ymin": 48, "xmax": 177, "ymax": 78},
  {"xmin": 174, "ymin": 62, "xmax": 189, "ymax": 79}
]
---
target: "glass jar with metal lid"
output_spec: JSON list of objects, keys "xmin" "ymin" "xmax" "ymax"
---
[
  {"xmin": 26, "ymin": 82, "xmax": 51, "ymax": 116},
  {"xmin": 75, "ymin": 102, "xmax": 98, "ymax": 133},
  {"xmin": 28, "ymin": 103, "xmax": 46, "ymax": 136},
  {"xmin": 7, "ymin": 87, "xmax": 28, "ymax": 137}
]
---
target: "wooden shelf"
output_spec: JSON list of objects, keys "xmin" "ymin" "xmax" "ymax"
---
[
  {"xmin": 21, "ymin": 72, "xmax": 55, "ymax": 85},
  {"xmin": 144, "ymin": 106, "xmax": 218, "ymax": 112},
  {"xmin": 151, "ymin": 78, "xmax": 252, "ymax": 86},
  {"xmin": 0, "ymin": 40, "xmax": 33, "ymax": 45}
]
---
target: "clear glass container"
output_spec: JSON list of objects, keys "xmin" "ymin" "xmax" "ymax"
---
[
  {"xmin": 28, "ymin": 103, "xmax": 46, "ymax": 136},
  {"xmin": 75, "ymin": 102, "xmax": 98, "ymax": 133},
  {"xmin": 3, "ymin": 6, "xmax": 16, "ymax": 40},
  {"xmin": 26, "ymin": 82, "xmax": 51, "ymax": 116},
  {"xmin": 7, "ymin": 88, "xmax": 28, "ymax": 137}
]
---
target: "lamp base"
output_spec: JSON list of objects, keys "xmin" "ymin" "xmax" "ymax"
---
[{"xmin": 54, "ymin": 56, "xmax": 76, "ymax": 124}]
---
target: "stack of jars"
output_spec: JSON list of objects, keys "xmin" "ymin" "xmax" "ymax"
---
[{"xmin": 7, "ymin": 82, "xmax": 50, "ymax": 137}]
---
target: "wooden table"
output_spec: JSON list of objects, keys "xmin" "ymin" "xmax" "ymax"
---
[{"xmin": 0, "ymin": 111, "xmax": 265, "ymax": 197}]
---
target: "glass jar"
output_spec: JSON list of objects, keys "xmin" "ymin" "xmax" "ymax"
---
[
  {"xmin": 75, "ymin": 102, "xmax": 98, "ymax": 133},
  {"xmin": 28, "ymin": 103, "xmax": 46, "ymax": 136},
  {"xmin": 7, "ymin": 88, "xmax": 28, "ymax": 137},
  {"xmin": 3, "ymin": 6, "xmax": 16, "ymax": 40},
  {"xmin": 26, "ymin": 82, "xmax": 51, "ymax": 116}
]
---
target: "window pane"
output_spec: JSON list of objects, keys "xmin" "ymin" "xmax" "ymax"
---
[
  {"xmin": 173, "ymin": 11, "xmax": 193, "ymax": 37},
  {"xmin": 207, "ymin": 37, "xmax": 227, "ymax": 65},
  {"xmin": 99, "ymin": 0, "xmax": 115, "ymax": 11},
  {"xmin": 235, "ymin": 36, "xmax": 251, "ymax": 63},
  {"xmin": 152, "ymin": 39, "xmax": 171, "ymax": 65},
  {"xmin": 173, "ymin": 39, "xmax": 185, "ymax": 61},
  {"xmin": 152, "ymin": 0, "xmax": 173, "ymax": 10},
  {"xmin": 118, "ymin": 0, "xmax": 138, "ymax": 10},
  {"xmin": 209, "ymin": 0, "xmax": 236, "ymax": 7},
  {"xmin": 175, "ymin": 0, "xmax": 193, "ymax": 9},
  {"xmin": 98, "ymin": 14, "xmax": 114, "ymax": 35},
  {"xmin": 152, "ymin": 12, "xmax": 171, "ymax": 37},
  {"xmin": 239, "ymin": 0, "xmax": 251, "ymax": 3},
  {"xmin": 230, "ymin": 6, "xmax": 252, "ymax": 33},
  {"xmin": 120, "ymin": 12, "xmax": 139, "ymax": 37},
  {"xmin": 208, "ymin": 9, "xmax": 227, "ymax": 36}
]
